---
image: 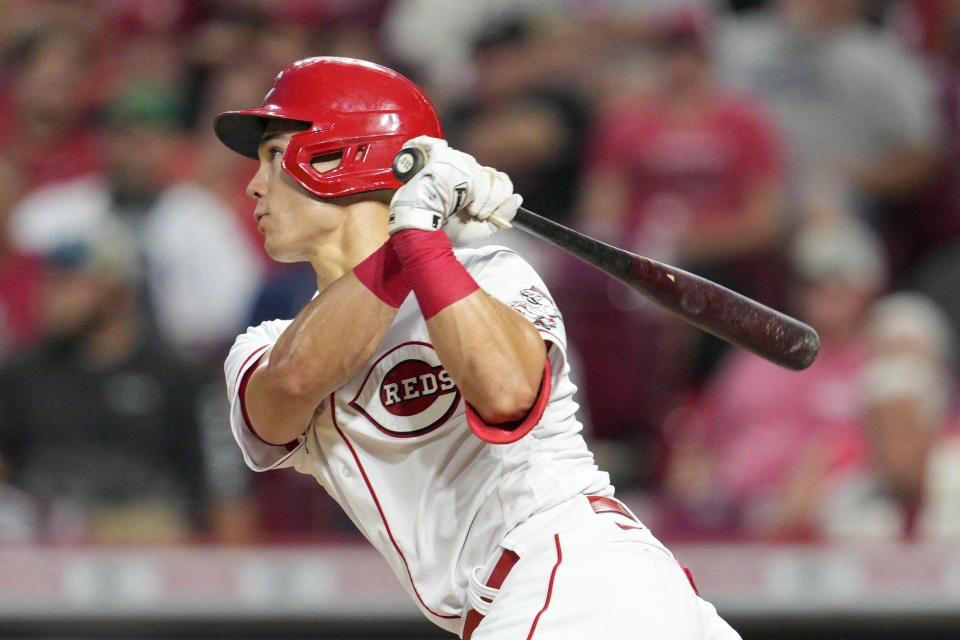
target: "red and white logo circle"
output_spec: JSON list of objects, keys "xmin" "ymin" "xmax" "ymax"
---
[{"xmin": 349, "ymin": 342, "xmax": 460, "ymax": 437}]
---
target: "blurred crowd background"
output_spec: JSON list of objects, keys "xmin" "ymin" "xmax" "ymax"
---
[{"xmin": 2, "ymin": 0, "xmax": 960, "ymax": 549}]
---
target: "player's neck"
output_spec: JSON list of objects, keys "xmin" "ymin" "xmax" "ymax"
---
[{"xmin": 309, "ymin": 199, "xmax": 390, "ymax": 290}]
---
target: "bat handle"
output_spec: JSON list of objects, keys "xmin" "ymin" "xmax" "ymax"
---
[{"xmin": 392, "ymin": 147, "xmax": 427, "ymax": 183}]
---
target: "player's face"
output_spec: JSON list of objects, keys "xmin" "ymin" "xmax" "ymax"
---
[{"xmin": 246, "ymin": 122, "xmax": 345, "ymax": 263}]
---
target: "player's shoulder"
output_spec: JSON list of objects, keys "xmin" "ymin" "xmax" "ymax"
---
[
  {"xmin": 223, "ymin": 318, "xmax": 292, "ymax": 387},
  {"xmin": 227, "ymin": 318, "xmax": 291, "ymax": 356},
  {"xmin": 236, "ymin": 318, "xmax": 291, "ymax": 341}
]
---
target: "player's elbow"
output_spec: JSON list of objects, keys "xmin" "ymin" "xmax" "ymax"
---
[
  {"xmin": 486, "ymin": 396, "xmax": 538, "ymax": 425},
  {"xmin": 471, "ymin": 372, "xmax": 543, "ymax": 425},
  {"xmin": 260, "ymin": 355, "xmax": 327, "ymax": 410}
]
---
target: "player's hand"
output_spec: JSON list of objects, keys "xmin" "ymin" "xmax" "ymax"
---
[
  {"xmin": 388, "ymin": 137, "xmax": 521, "ymax": 244},
  {"xmin": 388, "ymin": 137, "xmax": 476, "ymax": 235},
  {"xmin": 444, "ymin": 165, "xmax": 521, "ymax": 246}
]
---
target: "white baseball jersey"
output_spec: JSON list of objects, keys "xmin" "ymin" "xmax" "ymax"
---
[{"xmin": 224, "ymin": 245, "xmax": 612, "ymax": 634}]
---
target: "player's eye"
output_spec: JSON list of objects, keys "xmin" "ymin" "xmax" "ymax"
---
[{"xmin": 269, "ymin": 146, "xmax": 284, "ymax": 160}]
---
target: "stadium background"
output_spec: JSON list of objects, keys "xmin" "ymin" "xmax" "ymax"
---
[{"xmin": 2, "ymin": 0, "xmax": 960, "ymax": 638}]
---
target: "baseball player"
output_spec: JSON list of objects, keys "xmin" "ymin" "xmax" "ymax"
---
[{"xmin": 216, "ymin": 56, "xmax": 740, "ymax": 639}]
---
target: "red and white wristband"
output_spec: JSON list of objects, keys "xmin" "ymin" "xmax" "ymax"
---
[
  {"xmin": 389, "ymin": 229, "xmax": 479, "ymax": 320},
  {"xmin": 353, "ymin": 241, "xmax": 412, "ymax": 308}
]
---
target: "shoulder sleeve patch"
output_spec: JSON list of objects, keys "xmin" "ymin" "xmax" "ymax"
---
[{"xmin": 510, "ymin": 286, "xmax": 562, "ymax": 332}]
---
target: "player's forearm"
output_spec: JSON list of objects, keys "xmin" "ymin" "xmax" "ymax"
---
[
  {"xmin": 427, "ymin": 290, "xmax": 546, "ymax": 424},
  {"xmin": 246, "ymin": 273, "xmax": 398, "ymax": 444}
]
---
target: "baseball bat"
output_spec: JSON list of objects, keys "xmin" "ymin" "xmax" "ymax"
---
[{"xmin": 392, "ymin": 148, "xmax": 820, "ymax": 371}]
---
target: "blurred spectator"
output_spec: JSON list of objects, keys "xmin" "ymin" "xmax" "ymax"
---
[
  {"xmin": 0, "ymin": 159, "xmax": 45, "ymax": 361},
  {"xmin": 865, "ymin": 290, "xmax": 956, "ymax": 369},
  {"xmin": 886, "ymin": 0, "xmax": 960, "ymax": 62},
  {"xmin": 0, "ymin": 17, "xmax": 102, "ymax": 187},
  {"xmin": 716, "ymin": 0, "xmax": 941, "ymax": 277},
  {"xmin": 652, "ymin": 218, "xmax": 888, "ymax": 539},
  {"xmin": 573, "ymin": 3, "xmax": 787, "ymax": 378},
  {"xmin": 544, "ymin": 4, "xmax": 787, "ymax": 492},
  {"xmin": 384, "ymin": 0, "xmax": 567, "ymax": 109},
  {"xmin": 433, "ymin": 13, "xmax": 599, "ymax": 290},
  {"xmin": 383, "ymin": 0, "xmax": 657, "ymax": 112},
  {"xmin": 449, "ymin": 86, "xmax": 589, "ymax": 228},
  {"xmin": 9, "ymin": 83, "xmax": 264, "ymax": 362},
  {"xmin": 879, "ymin": 0, "xmax": 960, "ymax": 277},
  {"xmin": 247, "ymin": 262, "xmax": 318, "ymax": 326},
  {"xmin": 892, "ymin": 0, "xmax": 960, "ymax": 347},
  {"xmin": 251, "ymin": 466, "xmax": 365, "ymax": 543},
  {"xmin": 0, "ymin": 220, "xmax": 230, "ymax": 543},
  {"xmin": 818, "ymin": 354, "xmax": 960, "ymax": 540}
]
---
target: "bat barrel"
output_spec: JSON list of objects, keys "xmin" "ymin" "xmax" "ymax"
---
[
  {"xmin": 629, "ymin": 257, "xmax": 820, "ymax": 371},
  {"xmin": 512, "ymin": 207, "xmax": 820, "ymax": 371}
]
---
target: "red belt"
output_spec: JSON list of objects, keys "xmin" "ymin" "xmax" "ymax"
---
[{"xmin": 462, "ymin": 496, "xmax": 638, "ymax": 639}]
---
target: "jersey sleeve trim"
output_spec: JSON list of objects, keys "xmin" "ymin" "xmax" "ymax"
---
[
  {"xmin": 465, "ymin": 357, "xmax": 552, "ymax": 444},
  {"xmin": 236, "ymin": 346, "xmax": 299, "ymax": 451}
]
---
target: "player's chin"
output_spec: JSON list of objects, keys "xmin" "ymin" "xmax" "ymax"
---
[
  {"xmin": 263, "ymin": 238, "xmax": 308, "ymax": 265},
  {"xmin": 261, "ymin": 236, "xmax": 291, "ymax": 262}
]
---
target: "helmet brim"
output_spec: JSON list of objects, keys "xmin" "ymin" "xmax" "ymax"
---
[{"xmin": 214, "ymin": 110, "xmax": 310, "ymax": 159}]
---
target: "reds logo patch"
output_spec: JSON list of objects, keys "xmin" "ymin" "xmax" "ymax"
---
[
  {"xmin": 349, "ymin": 342, "xmax": 460, "ymax": 437},
  {"xmin": 511, "ymin": 287, "xmax": 561, "ymax": 332}
]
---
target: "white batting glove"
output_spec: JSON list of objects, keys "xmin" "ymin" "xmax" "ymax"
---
[
  {"xmin": 388, "ymin": 137, "xmax": 476, "ymax": 234},
  {"xmin": 388, "ymin": 137, "xmax": 521, "ymax": 245},
  {"xmin": 444, "ymin": 166, "xmax": 522, "ymax": 247}
]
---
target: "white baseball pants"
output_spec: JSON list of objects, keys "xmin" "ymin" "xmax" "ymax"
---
[{"xmin": 461, "ymin": 495, "xmax": 741, "ymax": 640}]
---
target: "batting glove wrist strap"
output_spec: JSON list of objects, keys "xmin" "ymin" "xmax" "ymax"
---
[
  {"xmin": 388, "ymin": 176, "xmax": 449, "ymax": 234},
  {"xmin": 389, "ymin": 229, "xmax": 479, "ymax": 320}
]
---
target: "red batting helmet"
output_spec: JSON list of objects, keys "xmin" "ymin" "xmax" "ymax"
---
[{"xmin": 214, "ymin": 56, "xmax": 443, "ymax": 198}]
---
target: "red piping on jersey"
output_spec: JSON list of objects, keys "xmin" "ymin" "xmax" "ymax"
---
[
  {"xmin": 330, "ymin": 398, "xmax": 459, "ymax": 621},
  {"xmin": 236, "ymin": 345, "xmax": 272, "ymax": 445},
  {"xmin": 236, "ymin": 345, "xmax": 269, "ymax": 390},
  {"xmin": 237, "ymin": 345, "xmax": 301, "ymax": 451},
  {"xmin": 465, "ymin": 358, "xmax": 551, "ymax": 444},
  {"xmin": 679, "ymin": 561, "xmax": 700, "ymax": 595},
  {"xmin": 527, "ymin": 534, "xmax": 562, "ymax": 639}
]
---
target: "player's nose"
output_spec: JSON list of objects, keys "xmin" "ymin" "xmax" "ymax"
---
[{"xmin": 246, "ymin": 165, "xmax": 268, "ymax": 201}]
